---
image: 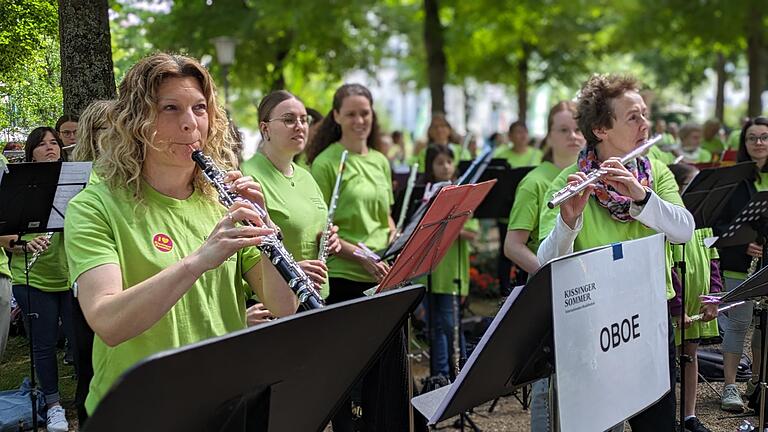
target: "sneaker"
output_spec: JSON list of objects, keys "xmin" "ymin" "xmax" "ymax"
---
[
  {"xmin": 684, "ymin": 416, "xmax": 712, "ymax": 432},
  {"xmin": 721, "ymin": 383, "xmax": 745, "ymax": 412},
  {"xmin": 46, "ymin": 405, "xmax": 68, "ymax": 432}
]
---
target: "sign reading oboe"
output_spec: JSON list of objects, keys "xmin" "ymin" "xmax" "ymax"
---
[{"xmin": 190, "ymin": 148, "xmax": 324, "ymax": 310}]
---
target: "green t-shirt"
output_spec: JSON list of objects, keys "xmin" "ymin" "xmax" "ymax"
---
[
  {"xmin": 659, "ymin": 132, "xmax": 677, "ymax": 148},
  {"xmin": 311, "ymin": 143, "xmax": 393, "ymax": 282},
  {"xmin": 756, "ymin": 172, "xmax": 768, "ymax": 192},
  {"xmin": 671, "ymin": 227, "xmax": 719, "ymax": 343},
  {"xmin": 701, "ymin": 137, "xmax": 726, "ymax": 155},
  {"xmin": 681, "ymin": 148, "xmax": 712, "ymax": 163},
  {"xmin": 646, "ymin": 146, "xmax": 677, "ymax": 165},
  {"xmin": 726, "ymin": 130, "xmax": 741, "ymax": 151},
  {"xmin": 241, "ymin": 152, "xmax": 330, "ymax": 298},
  {"xmin": 507, "ymin": 161, "xmax": 561, "ymax": 254},
  {"xmin": 65, "ymin": 181, "xmax": 261, "ymax": 414},
  {"xmin": 88, "ymin": 170, "xmax": 101, "ymax": 185},
  {"xmin": 492, "ymin": 145, "xmax": 543, "ymax": 168},
  {"xmin": 10, "ymin": 232, "xmax": 68, "ymax": 291},
  {"xmin": 417, "ymin": 219, "xmax": 480, "ymax": 296},
  {"xmin": 539, "ymin": 158, "xmax": 684, "ymax": 300}
]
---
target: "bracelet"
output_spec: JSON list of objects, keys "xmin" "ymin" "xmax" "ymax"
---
[{"xmin": 633, "ymin": 188, "xmax": 652, "ymax": 206}]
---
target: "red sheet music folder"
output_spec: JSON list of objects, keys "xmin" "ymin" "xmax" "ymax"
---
[{"xmin": 377, "ymin": 180, "xmax": 496, "ymax": 293}]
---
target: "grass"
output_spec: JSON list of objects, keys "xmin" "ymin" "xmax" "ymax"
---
[{"xmin": 1, "ymin": 333, "xmax": 79, "ymax": 430}]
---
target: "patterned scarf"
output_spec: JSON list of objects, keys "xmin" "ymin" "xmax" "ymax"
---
[{"xmin": 577, "ymin": 145, "xmax": 654, "ymax": 222}]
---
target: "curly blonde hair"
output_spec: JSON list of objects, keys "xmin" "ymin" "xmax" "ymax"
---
[
  {"xmin": 73, "ymin": 100, "xmax": 114, "ymax": 162},
  {"xmin": 95, "ymin": 52, "xmax": 236, "ymax": 202}
]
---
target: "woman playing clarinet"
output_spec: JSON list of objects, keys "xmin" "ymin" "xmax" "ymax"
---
[{"xmin": 64, "ymin": 53, "xmax": 298, "ymax": 415}]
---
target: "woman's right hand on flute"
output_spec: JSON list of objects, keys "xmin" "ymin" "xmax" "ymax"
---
[
  {"xmin": 560, "ymin": 172, "xmax": 595, "ymax": 230},
  {"xmin": 188, "ymin": 201, "xmax": 275, "ymax": 275}
]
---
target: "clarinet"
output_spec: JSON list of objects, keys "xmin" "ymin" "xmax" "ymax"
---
[
  {"xmin": 190, "ymin": 149, "xmax": 324, "ymax": 310},
  {"xmin": 318, "ymin": 150, "xmax": 348, "ymax": 264},
  {"xmin": 25, "ymin": 232, "xmax": 55, "ymax": 274}
]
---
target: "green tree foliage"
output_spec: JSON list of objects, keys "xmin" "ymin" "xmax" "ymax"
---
[
  {"xmin": 613, "ymin": 0, "xmax": 766, "ymax": 118},
  {"xmin": 144, "ymin": 0, "xmax": 393, "ymax": 99},
  {"xmin": 390, "ymin": 0, "xmax": 609, "ymax": 121},
  {"xmin": 0, "ymin": 0, "xmax": 58, "ymax": 79},
  {"xmin": 0, "ymin": 0, "xmax": 62, "ymax": 137}
]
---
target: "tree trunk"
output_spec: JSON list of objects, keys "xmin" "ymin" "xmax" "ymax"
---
[
  {"xmin": 424, "ymin": 0, "xmax": 446, "ymax": 115},
  {"xmin": 58, "ymin": 0, "xmax": 116, "ymax": 116},
  {"xmin": 714, "ymin": 52, "xmax": 726, "ymax": 122},
  {"xmin": 270, "ymin": 47, "xmax": 290, "ymax": 92},
  {"xmin": 515, "ymin": 44, "xmax": 530, "ymax": 125},
  {"xmin": 746, "ymin": 0, "xmax": 765, "ymax": 118}
]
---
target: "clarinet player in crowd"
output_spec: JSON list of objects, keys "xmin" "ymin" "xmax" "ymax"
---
[{"xmin": 64, "ymin": 52, "xmax": 299, "ymax": 416}]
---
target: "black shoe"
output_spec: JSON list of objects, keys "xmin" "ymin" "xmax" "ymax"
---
[{"xmin": 684, "ymin": 416, "xmax": 712, "ymax": 432}]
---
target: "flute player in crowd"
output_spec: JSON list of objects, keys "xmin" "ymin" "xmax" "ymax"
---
[{"xmin": 538, "ymin": 74, "xmax": 694, "ymax": 431}]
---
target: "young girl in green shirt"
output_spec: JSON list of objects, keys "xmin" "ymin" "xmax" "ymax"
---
[{"xmin": 420, "ymin": 144, "xmax": 478, "ymax": 378}]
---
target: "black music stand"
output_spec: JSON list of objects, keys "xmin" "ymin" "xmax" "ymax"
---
[
  {"xmin": 391, "ymin": 183, "xmax": 426, "ymax": 234},
  {"xmin": 411, "ymin": 260, "xmax": 557, "ymax": 427},
  {"xmin": 675, "ymin": 162, "xmax": 756, "ymax": 431},
  {"xmin": 0, "ymin": 162, "xmax": 64, "ymax": 234},
  {"xmin": 457, "ymin": 159, "xmax": 533, "ymax": 220},
  {"xmin": 83, "ymin": 285, "xmax": 425, "ymax": 432},
  {"xmin": 681, "ymin": 161, "xmax": 756, "ymax": 228},
  {"xmin": 0, "ymin": 161, "xmax": 89, "ymax": 431}
]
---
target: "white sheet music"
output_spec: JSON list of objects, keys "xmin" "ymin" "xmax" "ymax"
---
[{"xmin": 47, "ymin": 162, "xmax": 92, "ymax": 229}]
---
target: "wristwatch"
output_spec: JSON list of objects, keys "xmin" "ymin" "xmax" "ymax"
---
[{"xmin": 633, "ymin": 187, "xmax": 652, "ymax": 206}]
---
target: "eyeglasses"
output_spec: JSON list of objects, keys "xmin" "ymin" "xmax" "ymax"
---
[
  {"xmin": 746, "ymin": 134, "xmax": 768, "ymax": 144},
  {"xmin": 266, "ymin": 116, "xmax": 312, "ymax": 129},
  {"xmin": 59, "ymin": 130, "xmax": 77, "ymax": 137}
]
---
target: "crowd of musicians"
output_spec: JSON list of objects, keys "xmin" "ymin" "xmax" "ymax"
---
[{"xmin": 0, "ymin": 53, "xmax": 767, "ymax": 432}]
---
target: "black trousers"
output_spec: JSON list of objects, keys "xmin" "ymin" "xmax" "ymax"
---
[
  {"xmin": 627, "ymin": 316, "xmax": 676, "ymax": 431},
  {"xmin": 327, "ymin": 277, "xmax": 410, "ymax": 432},
  {"xmin": 70, "ymin": 294, "xmax": 94, "ymax": 426}
]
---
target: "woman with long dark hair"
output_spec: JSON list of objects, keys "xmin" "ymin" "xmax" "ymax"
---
[
  {"xmin": 716, "ymin": 116, "xmax": 768, "ymax": 413},
  {"xmin": 307, "ymin": 83, "xmax": 407, "ymax": 431},
  {"xmin": 9, "ymin": 126, "xmax": 72, "ymax": 432}
]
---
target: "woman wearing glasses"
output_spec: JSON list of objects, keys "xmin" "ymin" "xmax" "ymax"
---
[
  {"xmin": 240, "ymin": 90, "xmax": 340, "ymax": 325},
  {"xmin": 716, "ymin": 116, "xmax": 768, "ymax": 413},
  {"xmin": 56, "ymin": 114, "xmax": 79, "ymax": 150}
]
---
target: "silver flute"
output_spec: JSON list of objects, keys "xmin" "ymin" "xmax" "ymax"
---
[
  {"xmin": 317, "ymin": 150, "xmax": 348, "ymax": 264},
  {"xmin": 25, "ymin": 232, "xmax": 55, "ymax": 274},
  {"xmin": 546, "ymin": 134, "xmax": 663, "ymax": 209},
  {"xmin": 190, "ymin": 149, "xmax": 324, "ymax": 310}
]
